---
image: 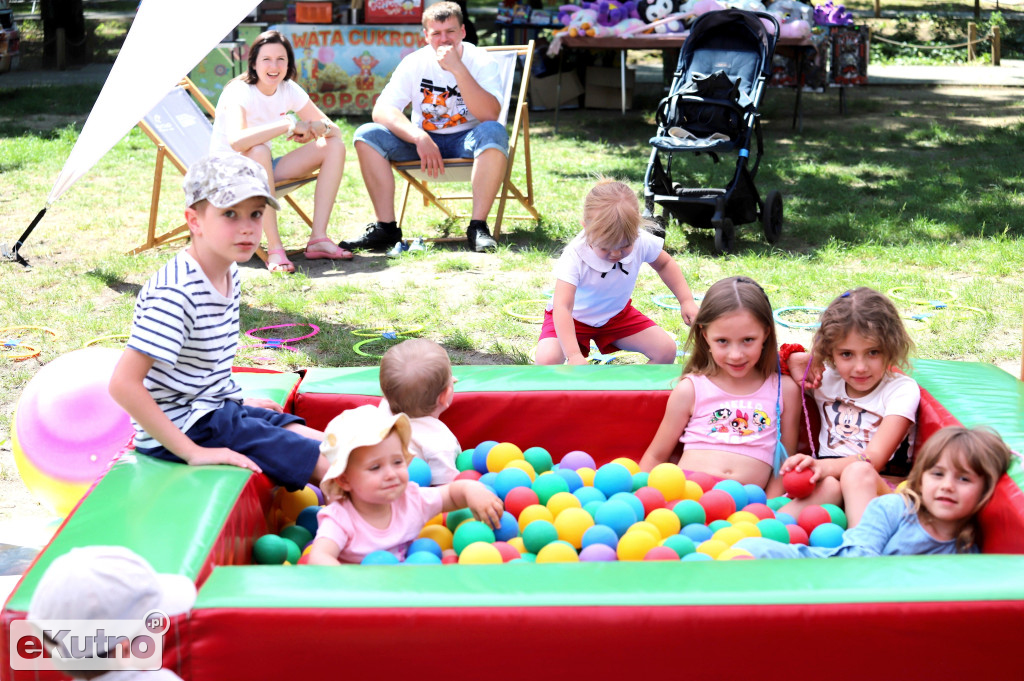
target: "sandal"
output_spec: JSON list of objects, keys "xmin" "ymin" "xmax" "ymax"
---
[
  {"xmin": 266, "ymin": 248, "xmax": 295, "ymax": 273},
  {"xmin": 304, "ymin": 237, "xmax": 353, "ymax": 261}
]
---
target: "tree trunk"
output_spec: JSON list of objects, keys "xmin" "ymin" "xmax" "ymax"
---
[{"xmin": 42, "ymin": 0, "xmax": 88, "ymax": 68}]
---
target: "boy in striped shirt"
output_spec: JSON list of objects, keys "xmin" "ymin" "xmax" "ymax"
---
[{"xmin": 110, "ymin": 154, "xmax": 329, "ymax": 490}]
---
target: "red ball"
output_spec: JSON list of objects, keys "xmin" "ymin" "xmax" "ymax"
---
[
  {"xmin": 644, "ymin": 546, "xmax": 680, "ymax": 561},
  {"xmin": 797, "ymin": 505, "xmax": 832, "ymax": 535},
  {"xmin": 504, "ymin": 486, "xmax": 540, "ymax": 518},
  {"xmin": 787, "ymin": 524, "xmax": 809, "ymax": 545},
  {"xmin": 698, "ymin": 489, "xmax": 736, "ymax": 523},
  {"xmin": 492, "ymin": 541, "xmax": 522, "ymax": 563},
  {"xmin": 686, "ymin": 470, "xmax": 718, "ymax": 492},
  {"xmin": 783, "ymin": 467, "xmax": 815, "ymax": 499},
  {"xmin": 455, "ymin": 469, "xmax": 483, "ymax": 482},
  {"xmin": 634, "ymin": 486, "xmax": 667, "ymax": 517},
  {"xmin": 441, "ymin": 554, "xmax": 459, "ymax": 564},
  {"xmin": 742, "ymin": 502, "xmax": 776, "ymax": 520}
]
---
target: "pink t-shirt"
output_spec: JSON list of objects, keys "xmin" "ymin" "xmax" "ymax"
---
[
  {"xmin": 315, "ymin": 483, "xmax": 444, "ymax": 564},
  {"xmin": 679, "ymin": 373, "xmax": 782, "ymax": 466}
]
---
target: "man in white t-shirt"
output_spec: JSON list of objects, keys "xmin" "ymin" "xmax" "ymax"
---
[{"xmin": 342, "ymin": 1, "xmax": 509, "ymax": 253}]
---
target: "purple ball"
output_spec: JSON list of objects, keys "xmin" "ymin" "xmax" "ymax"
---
[
  {"xmin": 559, "ymin": 450, "xmax": 596, "ymax": 471},
  {"xmin": 579, "ymin": 543, "xmax": 618, "ymax": 562}
]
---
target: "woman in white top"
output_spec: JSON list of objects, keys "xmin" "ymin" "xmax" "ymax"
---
[{"xmin": 211, "ymin": 30, "xmax": 349, "ymax": 272}]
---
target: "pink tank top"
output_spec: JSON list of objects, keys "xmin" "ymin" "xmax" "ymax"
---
[{"xmin": 680, "ymin": 373, "xmax": 782, "ymax": 466}]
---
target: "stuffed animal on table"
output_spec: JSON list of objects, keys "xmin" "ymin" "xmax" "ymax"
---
[
  {"xmin": 765, "ymin": 0, "xmax": 813, "ymax": 38},
  {"xmin": 812, "ymin": 0, "xmax": 853, "ymax": 25},
  {"xmin": 637, "ymin": 0, "xmax": 686, "ymax": 33}
]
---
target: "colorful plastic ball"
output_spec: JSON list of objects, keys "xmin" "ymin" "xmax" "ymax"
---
[
  {"xmin": 493, "ymin": 511, "xmax": 520, "ymax": 542},
  {"xmin": 472, "ymin": 441, "xmax": 499, "ymax": 474},
  {"xmin": 455, "ymin": 469, "xmax": 482, "ymax": 482},
  {"xmin": 717, "ymin": 547, "xmax": 754, "ymax": 560},
  {"xmin": 553, "ymin": 467, "xmax": 584, "ymax": 493},
  {"xmin": 297, "ymin": 552, "xmax": 312, "ymax": 565},
  {"xmin": 594, "ymin": 499, "xmax": 638, "ymax": 537},
  {"xmin": 405, "ymin": 551, "xmax": 442, "ymax": 565},
  {"xmin": 504, "ymin": 487, "xmax": 540, "ymax": 519},
  {"xmin": 296, "ymin": 506, "xmax": 321, "ymax": 536},
  {"xmin": 441, "ymin": 553, "xmax": 459, "ymax": 565},
  {"xmin": 634, "ymin": 486, "xmax": 667, "ymax": 517},
  {"xmin": 277, "ymin": 486, "xmax": 320, "ymax": 523},
  {"xmin": 407, "ymin": 457, "xmax": 432, "ymax": 488},
  {"xmin": 504, "ymin": 459, "xmax": 537, "ymax": 481},
  {"xmin": 645, "ymin": 546, "xmax": 680, "ymax": 561},
  {"xmin": 743, "ymin": 483, "xmax": 768, "ymax": 506},
  {"xmin": 456, "ymin": 448, "xmax": 475, "ymax": 472},
  {"xmin": 610, "ymin": 457, "xmax": 641, "ymax": 474},
  {"xmin": 681, "ymin": 523, "xmax": 714, "ymax": 544},
  {"xmin": 645, "ymin": 507, "xmax": 682, "ymax": 538},
  {"xmin": 712, "ymin": 526, "xmax": 746, "ymax": 546},
  {"xmin": 485, "ymin": 442, "xmax": 524, "ymax": 473},
  {"xmin": 522, "ymin": 519, "xmax": 559, "ymax": 554},
  {"xmin": 583, "ymin": 500, "xmax": 603, "ymax": 519},
  {"xmin": 579, "ymin": 543, "xmax": 618, "ymax": 562},
  {"xmin": 766, "ymin": 496, "xmax": 789, "ymax": 511},
  {"xmin": 673, "ymin": 499, "xmax": 707, "ymax": 527},
  {"xmin": 682, "ymin": 551, "xmax": 714, "ymax": 562},
  {"xmin": 253, "ymin": 534, "xmax": 290, "ymax": 564},
  {"xmin": 775, "ymin": 510, "xmax": 796, "ymax": 526},
  {"xmin": 696, "ymin": 538, "xmax": 730, "ymax": 559},
  {"xmin": 631, "ymin": 472, "xmax": 649, "ymax": 492},
  {"xmin": 362, "ymin": 550, "xmax": 400, "ymax": 565},
  {"xmin": 418, "ymin": 524, "xmax": 454, "ymax": 551},
  {"xmin": 518, "ymin": 504, "xmax": 555, "ymax": 533},
  {"xmin": 783, "ymin": 467, "xmax": 816, "ymax": 499},
  {"xmin": 453, "ymin": 521, "xmax": 496, "ymax": 555},
  {"xmin": 628, "ymin": 520, "xmax": 662, "ymax": 542},
  {"xmin": 445, "ymin": 508, "xmax": 475, "ymax": 532},
  {"xmin": 787, "ymin": 524, "xmax": 810, "ymax": 545},
  {"xmin": 283, "ymin": 538, "xmax": 301, "ymax": 565},
  {"xmin": 648, "ymin": 463, "xmax": 688, "ymax": 501},
  {"xmin": 593, "ymin": 463, "xmax": 633, "ymax": 498},
  {"xmin": 532, "ymin": 473, "xmax": 571, "ymax": 505},
  {"xmin": 713, "ymin": 479, "xmax": 749, "ymax": 511},
  {"xmin": 686, "ymin": 470, "xmax": 717, "ymax": 492},
  {"xmin": 728, "ymin": 510, "xmax": 761, "ymax": 526},
  {"xmin": 708, "ymin": 519, "xmax": 732, "ymax": 532},
  {"xmin": 575, "ymin": 467, "xmax": 596, "ymax": 487},
  {"xmin": 12, "ymin": 347, "xmax": 135, "ymax": 516},
  {"xmin": 522, "ymin": 446, "xmax": 553, "ymax": 474},
  {"xmin": 492, "ymin": 541, "xmax": 522, "ymax": 562},
  {"xmin": 536, "ymin": 540, "xmax": 580, "ymax": 563},
  {"xmin": 617, "ymin": 530, "xmax": 659, "ymax": 561},
  {"xmin": 698, "ymin": 489, "xmax": 737, "ymax": 523},
  {"xmin": 741, "ymin": 503, "xmax": 775, "ymax": 521},
  {"xmin": 407, "ymin": 537, "xmax": 443, "ymax": 559},
  {"xmin": 797, "ymin": 505, "xmax": 832, "ymax": 535},
  {"xmin": 661, "ymin": 534, "xmax": 696, "ymax": 559},
  {"xmin": 547, "ymin": 491, "xmax": 582, "ymax": 518},
  {"xmin": 609, "ymin": 491, "xmax": 645, "ymax": 522},
  {"xmin": 682, "ymin": 480, "xmax": 705, "ymax": 501},
  {"xmin": 756, "ymin": 518, "xmax": 791, "ymax": 544},
  {"xmin": 730, "ymin": 521, "xmax": 761, "ymax": 539},
  {"xmin": 279, "ymin": 524, "xmax": 313, "ymax": 549},
  {"xmin": 478, "ymin": 472, "xmax": 498, "ymax": 490},
  {"xmin": 809, "ymin": 522, "xmax": 845, "ymax": 548},
  {"xmin": 493, "ymin": 468, "xmax": 532, "ymax": 501},
  {"xmin": 573, "ymin": 486, "xmax": 607, "ymax": 507},
  {"xmin": 458, "ymin": 541, "xmax": 503, "ymax": 564},
  {"xmin": 821, "ymin": 503, "xmax": 848, "ymax": 530},
  {"xmin": 559, "ymin": 450, "xmax": 596, "ymax": 471},
  {"xmin": 581, "ymin": 524, "xmax": 620, "ymax": 550}
]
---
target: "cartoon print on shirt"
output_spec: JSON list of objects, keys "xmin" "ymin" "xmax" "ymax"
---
[
  {"xmin": 420, "ymin": 80, "xmax": 468, "ymax": 131},
  {"xmin": 730, "ymin": 410, "xmax": 754, "ymax": 437},
  {"xmin": 751, "ymin": 408, "xmax": 771, "ymax": 432},
  {"xmin": 708, "ymin": 407, "xmax": 733, "ymax": 434},
  {"xmin": 825, "ymin": 398, "xmax": 881, "ymax": 453}
]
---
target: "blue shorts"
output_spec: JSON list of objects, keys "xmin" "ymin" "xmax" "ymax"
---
[
  {"xmin": 353, "ymin": 121, "xmax": 509, "ymax": 161},
  {"xmin": 136, "ymin": 402, "xmax": 320, "ymax": 491}
]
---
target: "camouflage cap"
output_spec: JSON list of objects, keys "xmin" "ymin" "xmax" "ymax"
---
[{"xmin": 183, "ymin": 153, "xmax": 280, "ymax": 210}]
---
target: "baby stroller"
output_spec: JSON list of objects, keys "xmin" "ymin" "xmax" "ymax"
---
[{"xmin": 642, "ymin": 9, "xmax": 782, "ymax": 254}]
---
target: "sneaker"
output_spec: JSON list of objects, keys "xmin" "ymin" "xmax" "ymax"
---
[
  {"xmin": 339, "ymin": 222, "xmax": 401, "ymax": 252},
  {"xmin": 466, "ymin": 221, "xmax": 497, "ymax": 253}
]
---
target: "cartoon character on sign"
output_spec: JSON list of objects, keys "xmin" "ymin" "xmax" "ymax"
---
[
  {"xmin": 298, "ymin": 47, "xmax": 322, "ymax": 90},
  {"xmin": 353, "ymin": 50, "xmax": 380, "ymax": 90}
]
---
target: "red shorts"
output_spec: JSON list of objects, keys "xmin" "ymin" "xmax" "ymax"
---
[{"xmin": 539, "ymin": 300, "xmax": 658, "ymax": 357}]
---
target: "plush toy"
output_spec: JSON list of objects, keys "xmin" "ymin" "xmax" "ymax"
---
[
  {"xmin": 767, "ymin": 0, "xmax": 813, "ymax": 23},
  {"xmin": 637, "ymin": 0, "xmax": 686, "ymax": 33},
  {"xmin": 813, "ymin": 0, "xmax": 853, "ymax": 25},
  {"xmin": 597, "ymin": 0, "xmax": 641, "ymax": 25},
  {"xmin": 678, "ymin": 0, "xmax": 724, "ymax": 25},
  {"xmin": 721, "ymin": 0, "xmax": 767, "ymax": 11}
]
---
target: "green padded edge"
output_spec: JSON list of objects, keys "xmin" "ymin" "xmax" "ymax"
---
[
  {"xmin": 233, "ymin": 370, "xmax": 302, "ymax": 406},
  {"xmin": 299, "ymin": 364, "xmax": 681, "ymax": 397},
  {"xmin": 194, "ymin": 554, "xmax": 1024, "ymax": 609}
]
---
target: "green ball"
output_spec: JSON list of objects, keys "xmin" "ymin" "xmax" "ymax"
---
[
  {"xmin": 756, "ymin": 518, "xmax": 790, "ymax": 543},
  {"xmin": 445, "ymin": 507, "xmax": 475, "ymax": 532},
  {"xmin": 821, "ymin": 503, "xmax": 848, "ymax": 530},
  {"xmin": 532, "ymin": 473, "xmax": 570, "ymax": 505},
  {"xmin": 708, "ymin": 519, "xmax": 731, "ymax": 532},
  {"xmin": 673, "ymin": 499, "xmax": 706, "ymax": 527},
  {"xmin": 661, "ymin": 534, "xmax": 696, "ymax": 558},
  {"xmin": 283, "ymin": 537, "xmax": 301, "ymax": 565},
  {"xmin": 522, "ymin": 519, "xmax": 559, "ymax": 554},
  {"xmin": 253, "ymin": 534, "xmax": 289, "ymax": 564},
  {"xmin": 523, "ymin": 446, "xmax": 553, "ymax": 474},
  {"xmin": 766, "ymin": 496, "xmax": 789, "ymax": 511},
  {"xmin": 456, "ymin": 448, "xmax": 475, "ymax": 472},
  {"xmin": 513, "ymin": 553, "xmax": 537, "ymax": 563},
  {"xmin": 453, "ymin": 520, "xmax": 496, "ymax": 555},
  {"xmin": 279, "ymin": 524, "xmax": 313, "ymax": 549},
  {"xmin": 631, "ymin": 472, "xmax": 649, "ymax": 492},
  {"xmin": 583, "ymin": 500, "xmax": 603, "ymax": 520}
]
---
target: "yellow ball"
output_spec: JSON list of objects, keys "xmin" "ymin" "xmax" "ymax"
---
[
  {"xmin": 418, "ymin": 524, "xmax": 454, "ymax": 551},
  {"xmin": 506, "ymin": 536, "xmax": 527, "ymax": 554},
  {"xmin": 628, "ymin": 520, "xmax": 663, "ymax": 541},
  {"xmin": 712, "ymin": 526, "xmax": 746, "ymax": 546},
  {"xmin": 554, "ymin": 507, "xmax": 595, "ymax": 548},
  {"xmin": 425, "ymin": 513, "xmax": 444, "ymax": 527},
  {"xmin": 546, "ymin": 491, "xmax": 582, "ymax": 517},
  {"xmin": 645, "ymin": 507, "xmax": 682, "ymax": 538},
  {"xmin": 648, "ymin": 463, "xmax": 687, "ymax": 501},
  {"xmin": 518, "ymin": 504, "xmax": 555, "ymax": 533},
  {"xmin": 536, "ymin": 541, "xmax": 580, "ymax": 563},
  {"xmin": 617, "ymin": 530, "xmax": 659, "ymax": 561},
  {"xmin": 487, "ymin": 442, "xmax": 525, "ymax": 473},
  {"xmin": 730, "ymin": 521, "xmax": 761, "ymax": 539},
  {"xmin": 576, "ymin": 467, "xmax": 596, "ymax": 486},
  {"xmin": 697, "ymin": 538, "xmax": 730, "ymax": 559},
  {"xmin": 717, "ymin": 547, "xmax": 754, "ymax": 560},
  {"xmin": 728, "ymin": 511, "xmax": 761, "ymax": 526},
  {"xmin": 895, "ymin": 480, "xmax": 907, "ymax": 492},
  {"xmin": 504, "ymin": 459, "xmax": 537, "ymax": 480},
  {"xmin": 458, "ymin": 541, "xmax": 503, "ymax": 564},
  {"xmin": 277, "ymin": 486, "xmax": 319, "ymax": 522},
  {"xmin": 682, "ymin": 480, "xmax": 704, "ymax": 501},
  {"xmin": 611, "ymin": 457, "xmax": 641, "ymax": 475}
]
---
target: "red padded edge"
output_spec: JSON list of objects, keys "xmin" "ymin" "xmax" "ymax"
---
[
  {"xmin": 979, "ymin": 474, "xmax": 1024, "ymax": 553},
  {"xmin": 197, "ymin": 473, "xmax": 273, "ymax": 587},
  {"xmin": 187, "ymin": 600, "xmax": 1024, "ymax": 680}
]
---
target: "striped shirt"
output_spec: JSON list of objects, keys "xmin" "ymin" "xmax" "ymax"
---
[{"xmin": 127, "ymin": 252, "xmax": 242, "ymax": 449}]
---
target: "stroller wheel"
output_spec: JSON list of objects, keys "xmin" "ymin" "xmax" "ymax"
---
[
  {"xmin": 714, "ymin": 220, "xmax": 735, "ymax": 255},
  {"xmin": 762, "ymin": 190, "xmax": 783, "ymax": 244}
]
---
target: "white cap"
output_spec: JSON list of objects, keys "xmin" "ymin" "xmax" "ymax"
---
[
  {"xmin": 183, "ymin": 153, "xmax": 280, "ymax": 210},
  {"xmin": 320, "ymin": 405, "xmax": 412, "ymax": 502}
]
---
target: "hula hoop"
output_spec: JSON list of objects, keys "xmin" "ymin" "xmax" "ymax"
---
[
  {"xmin": 83, "ymin": 334, "xmax": 130, "ymax": 348},
  {"xmin": 887, "ymin": 286, "xmax": 958, "ymax": 308},
  {"xmin": 1, "ymin": 326, "xmax": 58, "ymax": 361},
  {"xmin": 353, "ymin": 336, "xmax": 409, "ymax": 359},
  {"xmin": 352, "ymin": 325, "xmax": 423, "ymax": 338},
  {"xmin": 0, "ymin": 325, "xmax": 59, "ymax": 340},
  {"xmin": 651, "ymin": 293, "xmax": 704, "ymax": 310},
  {"xmin": 773, "ymin": 306, "xmax": 826, "ymax": 329},
  {"xmin": 503, "ymin": 300, "xmax": 547, "ymax": 324},
  {"xmin": 246, "ymin": 323, "xmax": 321, "ymax": 343}
]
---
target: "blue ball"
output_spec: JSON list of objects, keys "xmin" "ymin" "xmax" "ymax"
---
[
  {"xmin": 408, "ymin": 457, "xmax": 432, "ymax": 488},
  {"xmin": 494, "ymin": 468, "xmax": 533, "ymax": 500},
  {"xmin": 681, "ymin": 551, "xmax": 714, "ymax": 562},
  {"xmin": 581, "ymin": 523, "xmax": 620, "ymax": 549},
  {"xmin": 593, "ymin": 463, "xmax": 633, "ymax": 498},
  {"xmin": 404, "ymin": 551, "xmax": 442, "ymax": 564},
  {"xmin": 743, "ymin": 483, "xmax": 768, "ymax": 506},
  {"xmin": 681, "ymin": 522, "xmax": 714, "ymax": 543},
  {"xmin": 609, "ymin": 491, "xmax": 644, "ymax": 524},
  {"xmin": 573, "ymin": 486, "xmax": 607, "ymax": 507},
  {"xmin": 493, "ymin": 511, "xmax": 520, "ymax": 542},
  {"xmin": 809, "ymin": 522, "xmax": 845, "ymax": 548},
  {"xmin": 296, "ymin": 505, "xmax": 320, "ymax": 536},
  {"xmin": 478, "ymin": 472, "xmax": 498, "ymax": 489},
  {"xmin": 361, "ymin": 550, "xmax": 400, "ymax": 565},
  {"xmin": 594, "ymin": 499, "xmax": 637, "ymax": 537},
  {"xmin": 713, "ymin": 479, "xmax": 749, "ymax": 511},
  {"xmin": 472, "ymin": 440, "xmax": 499, "ymax": 474},
  {"xmin": 582, "ymin": 500, "xmax": 604, "ymax": 519},
  {"xmin": 553, "ymin": 467, "xmax": 583, "ymax": 492},
  {"xmin": 631, "ymin": 471, "xmax": 649, "ymax": 492},
  {"xmin": 775, "ymin": 511, "xmax": 796, "ymax": 526},
  {"xmin": 407, "ymin": 537, "xmax": 442, "ymax": 558}
]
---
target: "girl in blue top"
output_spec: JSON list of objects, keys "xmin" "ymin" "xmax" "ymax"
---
[{"xmin": 737, "ymin": 425, "xmax": 1012, "ymax": 558}]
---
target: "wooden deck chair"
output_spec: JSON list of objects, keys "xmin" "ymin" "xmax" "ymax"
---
[
  {"xmin": 392, "ymin": 41, "xmax": 539, "ymax": 242},
  {"xmin": 133, "ymin": 77, "xmax": 317, "ymax": 258}
]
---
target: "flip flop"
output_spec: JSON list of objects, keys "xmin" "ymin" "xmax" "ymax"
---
[
  {"xmin": 266, "ymin": 248, "xmax": 295, "ymax": 273},
  {"xmin": 304, "ymin": 237, "xmax": 354, "ymax": 261}
]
